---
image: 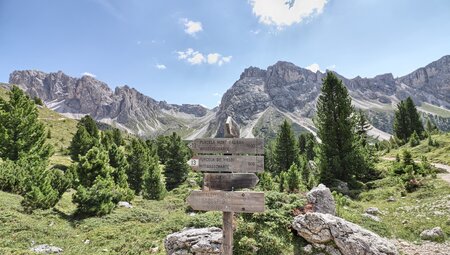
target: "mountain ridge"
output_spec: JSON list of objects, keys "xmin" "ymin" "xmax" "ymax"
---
[{"xmin": 8, "ymin": 55, "xmax": 450, "ymax": 139}]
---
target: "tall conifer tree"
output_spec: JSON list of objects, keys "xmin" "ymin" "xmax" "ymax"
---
[
  {"xmin": 164, "ymin": 132, "xmax": 190, "ymax": 190},
  {"xmin": 274, "ymin": 120, "xmax": 298, "ymax": 174}
]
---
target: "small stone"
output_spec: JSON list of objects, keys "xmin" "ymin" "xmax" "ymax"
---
[
  {"xmin": 365, "ymin": 207, "xmax": 381, "ymax": 215},
  {"xmin": 30, "ymin": 244, "xmax": 63, "ymax": 254},
  {"xmin": 84, "ymin": 239, "xmax": 90, "ymax": 244},
  {"xmin": 150, "ymin": 247, "xmax": 159, "ymax": 253},
  {"xmin": 303, "ymin": 244, "xmax": 313, "ymax": 254},
  {"xmin": 362, "ymin": 213, "xmax": 381, "ymax": 222},
  {"xmin": 420, "ymin": 227, "xmax": 445, "ymax": 241},
  {"xmin": 118, "ymin": 201, "xmax": 132, "ymax": 208},
  {"xmin": 387, "ymin": 196, "xmax": 396, "ymax": 202},
  {"xmin": 307, "ymin": 184, "xmax": 336, "ymax": 215}
]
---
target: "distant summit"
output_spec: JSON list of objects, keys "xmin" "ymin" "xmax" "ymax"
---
[{"xmin": 9, "ymin": 55, "xmax": 450, "ymax": 139}]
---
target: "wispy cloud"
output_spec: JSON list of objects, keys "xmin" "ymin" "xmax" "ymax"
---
[
  {"xmin": 327, "ymin": 64, "xmax": 336, "ymax": 70},
  {"xmin": 81, "ymin": 72, "xmax": 96, "ymax": 78},
  {"xmin": 155, "ymin": 64, "xmax": 167, "ymax": 70},
  {"xmin": 212, "ymin": 92, "xmax": 221, "ymax": 97},
  {"xmin": 250, "ymin": 29, "xmax": 261, "ymax": 35},
  {"xmin": 181, "ymin": 18, "xmax": 203, "ymax": 36},
  {"xmin": 177, "ymin": 48, "xmax": 232, "ymax": 66},
  {"xmin": 305, "ymin": 63, "xmax": 322, "ymax": 73},
  {"xmin": 250, "ymin": 0, "xmax": 328, "ymax": 28}
]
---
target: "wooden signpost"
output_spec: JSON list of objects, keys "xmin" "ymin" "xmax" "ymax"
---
[{"xmin": 186, "ymin": 116, "xmax": 265, "ymax": 255}]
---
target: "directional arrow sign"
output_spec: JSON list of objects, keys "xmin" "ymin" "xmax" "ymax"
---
[
  {"xmin": 204, "ymin": 173, "xmax": 259, "ymax": 191},
  {"xmin": 188, "ymin": 138, "xmax": 264, "ymax": 154},
  {"xmin": 187, "ymin": 155, "xmax": 264, "ymax": 173},
  {"xmin": 187, "ymin": 190, "xmax": 264, "ymax": 213}
]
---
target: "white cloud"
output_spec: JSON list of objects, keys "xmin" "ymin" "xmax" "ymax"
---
[
  {"xmin": 207, "ymin": 53, "xmax": 221, "ymax": 64},
  {"xmin": 182, "ymin": 18, "xmax": 203, "ymax": 36},
  {"xmin": 213, "ymin": 92, "xmax": 220, "ymax": 97},
  {"xmin": 327, "ymin": 64, "xmax": 336, "ymax": 70},
  {"xmin": 305, "ymin": 63, "xmax": 322, "ymax": 73},
  {"xmin": 250, "ymin": 29, "xmax": 261, "ymax": 35},
  {"xmin": 81, "ymin": 72, "xmax": 96, "ymax": 78},
  {"xmin": 177, "ymin": 49, "xmax": 232, "ymax": 66},
  {"xmin": 250, "ymin": 0, "xmax": 327, "ymax": 28},
  {"xmin": 155, "ymin": 64, "xmax": 166, "ymax": 70}
]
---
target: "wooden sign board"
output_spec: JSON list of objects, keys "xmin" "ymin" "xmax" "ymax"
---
[
  {"xmin": 204, "ymin": 173, "xmax": 259, "ymax": 191},
  {"xmin": 187, "ymin": 190, "xmax": 264, "ymax": 213},
  {"xmin": 187, "ymin": 155, "xmax": 264, "ymax": 173},
  {"xmin": 188, "ymin": 138, "xmax": 264, "ymax": 154}
]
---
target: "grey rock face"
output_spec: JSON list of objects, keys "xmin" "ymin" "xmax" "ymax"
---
[
  {"xmin": 420, "ymin": 227, "xmax": 445, "ymax": 241},
  {"xmin": 30, "ymin": 244, "xmax": 63, "ymax": 254},
  {"xmin": 293, "ymin": 213, "xmax": 398, "ymax": 255},
  {"xmin": 9, "ymin": 71, "xmax": 213, "ymax": 138},
  {"xmin": 164, "ymin": 227, "xmax": 222, "ymax": 255},
  {"xmin": 307, "ymin": 184, "xmax": 336, "ymax": 215},
  {"xmin": 9, "ymin": 55, "xmax": 450, "ymax": 139}
]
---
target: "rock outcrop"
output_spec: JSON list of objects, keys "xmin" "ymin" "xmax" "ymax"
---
[
  {"xmin": 164, "ymin": 227, "xmax": 222, "ymax": 255},
  {"xmin": 307, "ymin": 184, "xmax": 336, "ymax": 215},
  {"xmin": 293, "ymin": 213, "xmax": 398, "ymax": 255}
]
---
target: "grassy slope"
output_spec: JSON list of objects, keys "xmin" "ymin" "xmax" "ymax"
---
[
  {"xmin": 0, "ymin": 181, "xmax": 224, "ymax": 255},
  {"xmin": 382, "ymin": 132, "xmax": 450, "ymax": 165}
]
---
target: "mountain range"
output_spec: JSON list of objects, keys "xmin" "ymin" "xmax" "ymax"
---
[{"xmin": 7, "ymin": 55, "xmax": 450, "ymax": 140}]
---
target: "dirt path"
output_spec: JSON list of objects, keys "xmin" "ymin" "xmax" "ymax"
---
[{"xmin": 381, "ymin": 157, "xmax": 450, "ymax": 185}]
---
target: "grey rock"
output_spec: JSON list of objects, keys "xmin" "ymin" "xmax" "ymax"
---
[
  {"xmin": 362, "ymin": 213, "xmax": 381, "ymax": 222},
  {"xmin": 303, "ymin": 244, "xmax": 313, "ymax": 254},
  {"xmin": 30, "ymin": 244, "xmax": 63, "ymax": 254},
  {"xmin": 292, "ymin": 213, "xmax": 398, "ymax": 255},
  {"xmin": 365, "ymin": 207, "xmax": 381, "ymax": 215},
  {"xmin": 387, "ymin": 196, "xmax": 396, "ymax": 202},
  {"xmin": 164, "ymin": 227, "xmax": 222, "ymax": 255},
  {"xmin": 117, "ymin": 201, "xmax": 132, "ymax": 208},
  {"xmin": 334, "ymin": 180, "xmax": 350, "ymax": 195},
  {"xmin": 420, "ymin": 227, "xmax": 445, "ymax": 241},
  {"xmin": 307, "ymin": 184, "xmax": 336, "ymax": 215}
]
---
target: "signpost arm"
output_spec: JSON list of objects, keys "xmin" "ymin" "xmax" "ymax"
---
[{"xmin": 222, "ymin": 116, "xmax": 238, "ymax": 255}]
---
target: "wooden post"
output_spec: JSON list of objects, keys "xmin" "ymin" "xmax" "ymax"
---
[{"xmin": 222, "ymin": 116, "xmax": 238, "ymax": 255}]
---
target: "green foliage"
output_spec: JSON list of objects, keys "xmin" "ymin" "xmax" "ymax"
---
[
  {"xmin": 257, "ymin": 172, "xmax": 276, "ymax": 191},
  {"xmin": 73, "ymin": 146, "xmax": 133, "ymax": 216},
  {"xmin": 332, "ymin": 191, "xmax": 349, "ymax": 217},
  {"xmin": 286, "ymin": 163, "xmax": 301, "ymax": 193},
  {"xmin": 142, "ymin": 159, "xmax": 166, "ymax": 200},
  {"xmin": 33, "ymin": 96, "xmax": 43, "ymax": 106},
  {"xmin": 73, "ymin": 176, "xmax": 116, "ymax": 216},
  {"xmin": 21, "ymin": 170, "xmax": 59, "ymax": 212},
  {"xmin": 164, "ymin": 132, "xmax": 190, "ymax": 190},
  {"xmin": 274, "ymin": 120, "xmax": 298, "ymax": 174},
  {"xmin": 409, "ymin": 131, "xmax": 420, "ymax": 147},
  {"xmin": 315, "ymin": 72, "xmax": 367, "ymax": 186},
  {"xmin": 355, "ymin": 109, "xmax": 372, "ymax": 146},
  {"xmin": 394, "ymin": 97, "xmax": 424, "ymax": 143},
  {"xmin": 264, "ymin": 140, "xmax": 277, "ymax": 174},
  {"xmin": 69, "ymin": 116, "xmax": 100, "ymax": 161},
  {"xmin": 126, "ymin": 138, "xmax": 151, "ymax": 194},
  {"xmin": 0, "ymin": 86, "xmax": 53, "ymax": 161},
  {"xmin": 155, "ymin": 135, "xmax": 170, "ymax": 164}
]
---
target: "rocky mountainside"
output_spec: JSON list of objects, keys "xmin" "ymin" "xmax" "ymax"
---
[
  {"xmin": 8, "ymin": 55, "xmax": 450, "ymax": 139},
  {"xmin": 207, "ymin": 55, "xmax": 450, "ymax": 139},
  {"xmin": 9, "ymin": 70, "xmax": 215, "ymax": 138}
]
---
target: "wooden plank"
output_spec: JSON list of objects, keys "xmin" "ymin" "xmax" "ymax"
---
[
  {"xmin": 222, "ymin": 212, "xmax": 233, "ymax": 255},
  {"xmin": 203, "ymin": 173, "xmax": 259, "ymax": 191},
  {"xmin": 187, "ymin": 155, "xmax": 264, "ymax": 173},
  {"xmin": 188, "ymin": 138, "xmax": 264, "ymax": 154},
  {"xmin": 187, "ymin": 191, "xmax": 265, "ymax": 213}
]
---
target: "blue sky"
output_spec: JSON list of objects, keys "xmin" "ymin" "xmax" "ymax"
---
[{"xmin": 1, "ymin": 0, "xmax": 450, "ymax": 108}]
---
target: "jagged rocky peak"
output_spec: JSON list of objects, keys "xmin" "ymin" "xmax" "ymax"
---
[{"xmin": 239, "ymin": 66, "xmax": 266, "ymax": 79}]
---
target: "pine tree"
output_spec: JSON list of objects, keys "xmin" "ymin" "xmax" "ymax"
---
[
  {"xmin": 155, "ymin": 135, "xmax": 170, "ymax": 164},
  {"xmin": 126, "ymin": 138, "xmax": 150, "ymax": 194},
  {"xmin": 0, "ymin": 86, "xmax": 53, "ymax": 161},
  {"xmin": 142, "ymin": 162, "xmax": 166, "ymax": 200},
  {"xmin": 112, "ymin": 128, "xmax": 124, "ymax": 146},
  {"xmin": 285, "ymin": 163, "xmax": 301, "ymax": 193},
  {"xmin": 425, "ymin": 117, "xmax": 437, "ymax": 133},
  {"xmin": 164, "ymin": 132, "xmax": 190, "ymax": 190},
  {"xmin": 298, "ymin": 134, "xmax": 306, "ymax": 154},
  {"xmin": 73, "ymin": 146, "xmax": 133, "ymax": 216},
  {"xmin": 304, "ymin": 133, "xmax": 316, "ymax": 161},
  {"xmin": 69, "ymin": 116, "xmax": 100, "ymax": 161},
  {"xmin": 274, "ymin": 120, "xmax": 298, "ymax": 174},
  {"xmin": 405, "ymin": 97, "xmax": 424, "ymax": 137},
  {"xmin": 355, "ymin": 109, "xmax": 371, "ymax": 146},
  {"xmin": 393, "ymin": 97, "xmax": 424, "ymax": 143},
  {"xmin": 264, "ymin": 140, "xmax": 277, "ymax": 174},
  {"xmin": 316, "ymin": 72, "xmax": 362, "ymax": 185}
]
